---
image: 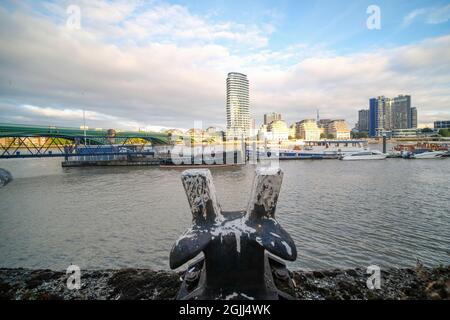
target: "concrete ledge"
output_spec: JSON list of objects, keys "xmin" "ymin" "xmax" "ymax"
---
[{"xmin": 1, "ymin": 265, "xmax": 448, "ymax": 300}]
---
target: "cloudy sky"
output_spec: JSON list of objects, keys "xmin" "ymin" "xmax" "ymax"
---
[{"xmin": 0, "ymin": 0, "xmax": 450, "ymax": 131}]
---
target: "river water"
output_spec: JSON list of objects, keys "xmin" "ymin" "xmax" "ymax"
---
[{"xmin": 0, "ymin": 156, "xmax": 449, "ymax": 271}]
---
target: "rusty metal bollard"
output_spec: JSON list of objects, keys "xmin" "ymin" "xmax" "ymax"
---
[{"xmin": 169, "ymin": 167, "xmax": 297, "ymax": 300}]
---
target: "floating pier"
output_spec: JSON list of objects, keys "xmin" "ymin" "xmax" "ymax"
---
[
  {"xmin": 62, "ymin": 147, "xmax": 245, "ymax": 168},
  {"xmin": 62, "ymin": 159, "xmax": 160, "ymax": 167}
]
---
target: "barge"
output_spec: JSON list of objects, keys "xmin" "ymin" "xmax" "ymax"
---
[{"xmin": 62, "ymin": 145, "xmax": 245, "ymax": 167}]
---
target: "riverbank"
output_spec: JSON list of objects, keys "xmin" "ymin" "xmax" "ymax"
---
[{"xmin": 1, "ymin": 265, "xmax": 448, "ymax": 300}]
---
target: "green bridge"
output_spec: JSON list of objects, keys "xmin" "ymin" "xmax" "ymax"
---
[
  {"xmin": 0, "ymin": 123, "xmax": 170, "ymax": 144},
  {"xmin": 0, "ymin": 123, "xmax": 172, "ymax": 158}
]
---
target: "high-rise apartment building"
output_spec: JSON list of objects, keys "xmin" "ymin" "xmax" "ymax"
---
[
  {"xmin": 369, "ymin": 96, "xmax": 388, "ymax": 137},
  {"xmin": 226, "ymin": 72, "xmax": 250, "ymax": 138},
  {"xmin": 434, "ymin": 120, "xmax": 450, "ymax": 129},
  {"xmin": 410, "ymin": 107, "xmax": 417, "ymax": 128},
  {"xmin": 357, "ymin": 109, "xmax": 369, "ymax": 132},
  {"xmin": 391, "ymin": 95, "xmax": 411, "ymax": 129},
  {"xmin": 384, "ymin": 98, "xmax": 394, "ymax": 130},
  {"xmin": 264, "ymin": 112, "xmax": 282, "ymax": 125},
  {"xmin": 369, "ymin": 95, "xmax": 415, "ymax": 137}
]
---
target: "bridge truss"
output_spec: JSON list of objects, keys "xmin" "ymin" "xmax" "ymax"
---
[{"xmin": 0, "ymin": 123, "xmax": 171, "ymax": 159}]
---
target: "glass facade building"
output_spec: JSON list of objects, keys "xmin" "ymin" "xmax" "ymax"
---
[
  {"xmin": 264, "ymin": 112, "xmax": 282, "ymax": 125},
  {"xmin": 358, "ymin": 109, "xmax": 369, "ymax": 132},
  {"xmin": 392, "ymin": 95, "xmax": 411, "ymax": 129},
  {"xmin": 410, "ymin": 107, "xmax": 417, "ymax": 128},
  {"xmin": 369, "ymin": 98, "xmax": 378, "ymax": 137},
  {"xmin": 369, "ymin": 95, "xmax": 415, "ymax": 137},
  {"xmin": 434, "ymin": 120, "xmax": 450, "ymax": 129},
  {"xmin": 226, "ymin": 72, "xmax": 250, "ymax": 138}
]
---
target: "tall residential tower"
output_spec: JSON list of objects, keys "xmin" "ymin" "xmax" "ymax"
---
[
  {"xmin": 226, "ymin": 72, "xmax": 250, "ymax": 138},
  {"xmin": 368, "ymin": 95, "xmax": 415, "ymax": 137},
  {"xmin": 357, "ymin": 109, "xmax": 370, "ymax": 132},
  {"xmin": 264, "ymin": 112, "xmax": 282, "ymax": 125}
]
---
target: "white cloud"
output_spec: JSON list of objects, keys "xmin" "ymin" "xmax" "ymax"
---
[
  {"xmin": 50, "ymin": 1, "xmax": 272, "ymax": 48},
  {"xmin": 0, "ymin": 2, "xmax": 450, "ymax": 131},
  {"xmin": 23, "ymin": 104, "xmax": 116, "ymax": 121},
  {"xmin": 20, "ymin": 104, "xmax": 176, "ymax": 131},
  {"xmin": 403, "ymin": 4, "xmax": 450, "ymax": 26},
  {"xmin": 124, "ymin": 4, "xmax": 270, "ymax": 47},
  {"xmin": 80, "ymin": 0, "xmax": 139, "ymax": 24}
]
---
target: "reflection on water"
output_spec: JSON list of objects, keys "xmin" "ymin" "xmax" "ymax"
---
[{"xmin": 0, "ymin": 157, "xmax": 449, "ymax": 270}]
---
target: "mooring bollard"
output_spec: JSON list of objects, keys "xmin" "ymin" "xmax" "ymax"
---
[{"xmin": 169, "ymin": 167, "xmax": 297, "ymax": 300}]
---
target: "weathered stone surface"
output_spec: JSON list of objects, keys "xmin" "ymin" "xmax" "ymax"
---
[
  {"xmin": 0, "ymin": 268, "xmax": 181, "ymax": 300},
  {"xmin": 0, "ymin": 265, "xmax": 448, "ymax": 300},
  {"xmin": 292, "ymin": 264, "xmax": 450, "ymax": 300},
  {"xmin": 0, "ymin": 168, "xmax": 12, "ymax": 187},
  {"xmin": 108, "ymin": 269, "xmax": 180, "ymax": 300}
]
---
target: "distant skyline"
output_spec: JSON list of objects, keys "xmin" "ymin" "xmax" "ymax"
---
[{"xmin": 1, "ymin": 0, "xmax": 450, "ymax": 131}]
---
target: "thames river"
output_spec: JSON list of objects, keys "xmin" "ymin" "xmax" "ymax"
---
[{"xmin": 0, "ymin": 157, "xmax": 449, "ymax": 271}]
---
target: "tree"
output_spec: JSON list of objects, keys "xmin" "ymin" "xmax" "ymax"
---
[
  {"xmin": 351, "ymin": 132, "xmax": 368, "ymax": 139},
  {"xmin": 439, "ymin": 128, "xmax": 450, "ymax": 137},
  {"xmin": 320, "ymin": 133, "xmax": 334, "ymax": 139},
  {"xmin": 421, "ymin": 127, "xmax": 433, "ymax": 133}
]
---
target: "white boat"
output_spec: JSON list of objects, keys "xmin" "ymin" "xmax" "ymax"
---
[
  {"xmin": 250, "ymin": 140, "xmax": 369, "ymax": 160},
  {"xmin": 411, "ymin": 150, "xmax": 447, "ymax": 159},
  {"xmin": 341, "ymin": 150, "xmax": 387, "ymax": 161}
]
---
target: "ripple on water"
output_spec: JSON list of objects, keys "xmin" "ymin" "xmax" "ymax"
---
[{"xmin": 0, "ymin": 158, "xmax": 449, "ymax": 270}]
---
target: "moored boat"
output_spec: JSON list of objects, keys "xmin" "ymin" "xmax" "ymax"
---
[
  {"xmin": 250, "ymin": 140, "xmax": 369, "ymax": 160},
  {"xmin": 341, "ymin": 150, "xmax": 387, "ymax": 161},
  {"xmin": 411, "ymin": 150, "xmax": 447, "ymax": 159},
  {"xmin": 395, "ymin": 142, "xmax": 449, "ymax": 159}
]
